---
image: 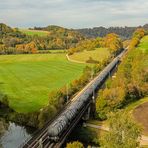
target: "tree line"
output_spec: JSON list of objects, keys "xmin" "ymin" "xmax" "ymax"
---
[
  {"xmin": 95, "ymin": 28, "xmax": 148, "ymax": 120},
  {"xmin": 76, "ymin": 24, "xmax": 148, "ymax": 39}
]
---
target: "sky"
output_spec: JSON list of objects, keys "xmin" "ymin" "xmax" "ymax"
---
[{"xmin": 0, "ymin": 0, "xmax": 148, "ymax": 29}]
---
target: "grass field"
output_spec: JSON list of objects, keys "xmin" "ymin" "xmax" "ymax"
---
[
  {"xmin": 20, "ymin": 29, "xmax": 49, "ymax": 36},
  {"xmin": 69, "ymin": 48, "xmax": 110, "ymax": 63},
  {"xmin": 138, "ymin": 35, "xmax": 148, "ymax": 52},
  {"xmin": 0, "ymin": 54, "xmax": 85, "ymax": 113}
]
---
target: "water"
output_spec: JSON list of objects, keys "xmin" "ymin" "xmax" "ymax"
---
[{"xmin": 0, "ymin": 121, "xmax": 34, "ymax": 148}]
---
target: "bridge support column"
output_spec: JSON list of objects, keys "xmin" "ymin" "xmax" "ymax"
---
[
  {"xmin": 39, "ymin": 138, "xmax": 43, "ymax": 148},
  {"xmin": 82, "ymin": 106, "xmax": 91, "ymax": 121}
]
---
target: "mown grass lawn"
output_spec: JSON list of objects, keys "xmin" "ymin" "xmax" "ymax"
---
[
  {"xmin": 69, "ymin": 48, "xmax": 110, "ymax": 63},
  {"xmin": 0, "ymin": 54, "xmax": 85, "ymax": 113},
  {"xmin": 20, "ymin": 29, "xmax": 49, "ymax": 36}
]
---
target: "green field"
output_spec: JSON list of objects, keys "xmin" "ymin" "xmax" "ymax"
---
[
  {"xmin": 20, "ymin": 29, "xmax": 49, "ymax": 36},
  {"xmin": 138, "ymin": 35, "xmax": 148, "ymax": 52},
  {"xmin": 0, "ymin": 54, "xmax": 85, "ymax": 113},
  {"xmin": 69, "ymin": 48, "xmax": 110, "ymax": 63}
]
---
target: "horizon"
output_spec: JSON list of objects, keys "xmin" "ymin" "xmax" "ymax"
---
[
  {"xmin": 1, "ymin": 22, "xmax": 148, "ymax": 30},
  {"xmin": 1, "ymin": 0, "xmax": 148, "ymax": 29}
]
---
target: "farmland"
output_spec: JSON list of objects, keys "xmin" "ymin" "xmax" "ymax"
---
[
  {"xmin": 0, "ymin": 53, "xmax": 85, "ymax": 113},
  {"xmin": 69, "ymin": 48, "xmax": 110, "ymax": 63},
  {"xmin": 20, "ymin": 29, "xmax": 49, "ymax": 36}
]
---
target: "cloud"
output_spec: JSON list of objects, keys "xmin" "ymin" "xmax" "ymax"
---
[{"xmin": 0, "ymin": 0, "xmax": 147, "ymax": 28}]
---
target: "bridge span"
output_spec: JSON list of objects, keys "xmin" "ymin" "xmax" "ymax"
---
[{"xmin": 21, "ymin": 48, "xmax": 127, "ymax": 148}]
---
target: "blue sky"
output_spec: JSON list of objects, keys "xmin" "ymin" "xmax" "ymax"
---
[{"xmin": 0, "ymin": 0, "xmax": 148, "ymax": 28}]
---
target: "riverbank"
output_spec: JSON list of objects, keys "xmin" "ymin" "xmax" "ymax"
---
[{"xmin": 0, "ymin": 118, "xmax": 35, "ymax": 148}]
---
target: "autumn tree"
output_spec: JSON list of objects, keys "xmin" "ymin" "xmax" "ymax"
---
[
  {"xmin": 66, "ymin": 141, "xmax": 84, "ymax": 148},
  {"xmin": 103, "ymin": 33, "xmax": 123, "ymax": 55},
  {"xmin": 100, "ymin": 111, "xmax": 141, "ymax": 148},
  {"xmin": 129, "ymin": 28, "xmax": 145, "ymax": 50}
]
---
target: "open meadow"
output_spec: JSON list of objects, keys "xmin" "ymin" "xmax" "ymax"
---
[
  {"xmin": 0, "ymin": 53, "xmax": 85, "ymax": 113},
  {"xmin": 69, "ymin": 48, "xmax": 110, "ymax": 63},
  {"xmin": 20, "ymin": 29, "xmax": 49, "ymax": 36},
  {"xmin": 137, "ymin": 35, "xmax": 148, "ymax": 52}
]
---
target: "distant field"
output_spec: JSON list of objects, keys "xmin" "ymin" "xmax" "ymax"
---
[
  {"xmin": 0, "ymin": 54, "xmax": 85, "ymax": 113},
  {"xmin": 69, "ymin": 48, "xmax": 110, "ymax": 63},
  {"xmin": 20, "ymin": 29, "xmax": 49, "ymax": 36},
  {"xmin": 138, "ymin": 35, "xmax": 148, "ymax": 52}
]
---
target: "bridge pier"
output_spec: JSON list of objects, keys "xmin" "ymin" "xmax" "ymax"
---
[
  {"xmin": 39, "ymin": 138, "xmax": 43, "ymax": 148},
  {"xmin": 82, "ymin": 92, "xmax": 96, "ymax": 121},
  {"xmin": 82, "ymin": 106, "xmax": 91, "ymax": 120}
]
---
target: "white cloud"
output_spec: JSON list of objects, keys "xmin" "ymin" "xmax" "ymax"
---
[{"xmin": 0, "ymin": 0, "xmax": 147, "ymax": 28}]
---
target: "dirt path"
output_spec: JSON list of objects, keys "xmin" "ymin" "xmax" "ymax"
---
[
  {"xmin": 66, "ymin": 54, "xmax": 86, "ymax": 64},
  {"xmin": 84, "ymin": 123, "xmax": 148, "ymax": 146}
]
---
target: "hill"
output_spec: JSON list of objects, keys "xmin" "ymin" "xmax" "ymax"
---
[
  {"xmin": 0, "ymin": 23, "xmax": 14, "ymax": 34},
  {"xmin": 76, "ymin": 24, "xmax": 148, "ymax": 39},
  {"xmin": 31, "ymin": 25, "xmax": 85, "ymax": 49},
  {"xmin": 0, "ymin": 23, "xmax": 85, "ymax": 55}
]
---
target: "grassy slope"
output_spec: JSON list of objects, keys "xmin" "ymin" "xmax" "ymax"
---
[
  {"xmin": 69, "ymin": 48, "xmax": 110, "ymax": 63},
  {"xmin": 20, "ymin": 29, "xmax": 49, "ymax": 36},
  {"xmin": 137, "ymin": 35, "xmax": 148, "ymax": 52},
  {"xmin": 0, "ymin": 54, "xmax": 85, "ymax": 113}
]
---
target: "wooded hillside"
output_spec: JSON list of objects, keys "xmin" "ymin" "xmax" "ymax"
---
[
  {"xmin": 76, "ymin": 24, "xmax": 148, "ymax": 39},
  {"xmin": 0, "ymin": 23, "xmax": 85, "ymax": 54}
]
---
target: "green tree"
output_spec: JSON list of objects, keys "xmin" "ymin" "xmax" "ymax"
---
[
  {"xmin": 100, "ymin": 111, "xmax": 141, "ymax": 148},
  {"xmin": 66, "ymin": 141, "xmax": 84, "ymax": 148}
]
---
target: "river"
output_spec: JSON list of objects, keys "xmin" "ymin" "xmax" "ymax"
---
[{"xmin": 0, "ymin": 120, "xmax": 35, "ymax": 148}]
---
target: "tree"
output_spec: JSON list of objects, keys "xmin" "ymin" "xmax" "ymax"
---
[
  {"xmin": 100, "ymin": 111, "xmax": 141, "ymax": 148},
  {"xmin": 96, "ymin": 87, "xmax": 125, "ymax": 120},
  {"xmin": 66, "ymin": 141, "xmax": 84, "ymax": 148}
]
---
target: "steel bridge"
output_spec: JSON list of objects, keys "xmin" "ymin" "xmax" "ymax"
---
[{"xmin": 20, "ymin": 48, "xmax": 127, "ymax": 148}]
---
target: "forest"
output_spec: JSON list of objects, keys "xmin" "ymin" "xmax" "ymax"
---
[{"xmin": 76, "ymin": 24, "xmax": 148, "ymax": 39}]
